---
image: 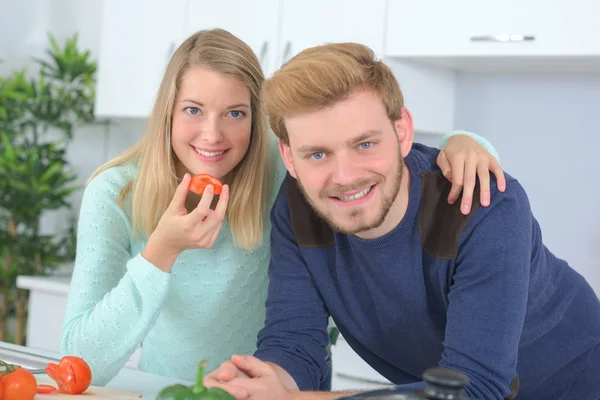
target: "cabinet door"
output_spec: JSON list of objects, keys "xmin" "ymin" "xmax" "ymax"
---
[
  {"xmin": 94, "ymin": 0, "xmax": 187, "ymax": 118},
  {"xmin": 278, "ymin": 0, "xmax": 387, "ymax": 64},
  {"xmin": 186, "ymin": 0, "xmax": 280, "ymax": 77},
  {"xmin": 385, "ymin": 0, "xmax": 600, "ymax": 58}
]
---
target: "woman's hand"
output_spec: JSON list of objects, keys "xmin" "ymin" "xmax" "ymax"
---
[
  {"xmin": 437, "ymin": 135, "xmax": 506, "ymax": 215},
  {"xmin": 142, "ymin": 173, "xmax": 229, "ymax": 272}
]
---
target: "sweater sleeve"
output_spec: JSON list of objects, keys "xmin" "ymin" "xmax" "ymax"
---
[
  {"xmin": 438, "ymin": 130, "xmax": 500, "ymax": 163},
  {"xmin": 253, "ymin": 180, "xmax": 331, "ymax": 390},
  {"xmin": 60, "ymin": 169, "xmax": 171, "ymax": 386},
  {"xmin": 396, "ymin": 180, "xmax": 530, "ymax": 399}
]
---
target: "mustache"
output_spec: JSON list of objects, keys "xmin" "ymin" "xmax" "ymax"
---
[{"xmin": 321, "ymin": 179, "xmax": 378, "ymax": 198}]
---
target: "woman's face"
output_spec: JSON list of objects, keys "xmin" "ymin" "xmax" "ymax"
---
[{"xmin": 171, "ymin": 67, "xmax": 252, "ymax": 181}]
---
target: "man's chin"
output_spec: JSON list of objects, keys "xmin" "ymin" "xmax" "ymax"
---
[{"xmin": 322, "ymin": 211, "xmax": 381, "ymax": 235}]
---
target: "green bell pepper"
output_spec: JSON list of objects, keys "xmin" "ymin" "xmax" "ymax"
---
[{"xmin": 157, "ymin": 359, "xmax": 235, "ymax": 400}]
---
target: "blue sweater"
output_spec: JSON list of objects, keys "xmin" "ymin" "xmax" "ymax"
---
[{"xmin": 254, "ymin": 143, "xmax": 600, "ymax": 399}]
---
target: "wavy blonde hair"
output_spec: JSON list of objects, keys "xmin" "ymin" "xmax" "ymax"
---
[
  {"xmin": 262, "ymin": 42, "xmax": 404, "ymax": 144},
  {"xmin": 90, "ymin": 29, "xmax": 272, "ymax": 250}
]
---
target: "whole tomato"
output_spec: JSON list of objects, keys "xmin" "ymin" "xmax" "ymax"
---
[
  {"xmin": 0, "ymin": 367, "xmax": 37, "ymax": 400},
  {"xmin": 46, "ymin": 355, "xmax": 92, "ymax": 394}
]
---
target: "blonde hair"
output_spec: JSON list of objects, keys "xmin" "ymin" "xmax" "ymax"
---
[
  {"xmin": 90, "ymin": 29, "xmax": 271, "ymax": 250},
  {"xmin": 262, "ymin": 42, "xmax": 404, "ymax": 144}
]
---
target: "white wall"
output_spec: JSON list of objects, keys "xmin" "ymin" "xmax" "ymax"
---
[{"xmin": 454, "ymin": 73, "xmax": 600, "ymax": 295}]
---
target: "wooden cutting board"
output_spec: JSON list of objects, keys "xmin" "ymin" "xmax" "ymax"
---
[{"xmin": 35, "ymin": 376, "xmax": 143, "ymax": 399}]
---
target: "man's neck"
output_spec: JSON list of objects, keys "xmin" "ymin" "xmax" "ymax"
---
[{"xmin": 354, "ymin": 161, "xmax": 411, "ymax": 240}]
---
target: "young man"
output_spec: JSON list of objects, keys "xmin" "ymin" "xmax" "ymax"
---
[{"xmin": 204, "ymin": 43, "xmax": 600, "ymax": 399}]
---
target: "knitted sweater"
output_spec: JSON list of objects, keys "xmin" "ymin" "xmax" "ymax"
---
[{"xmin": 59, "ymin": 132, "xmax": 495, "ymax": 385}]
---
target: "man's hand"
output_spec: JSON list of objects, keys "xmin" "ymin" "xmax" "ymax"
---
[{"xmin": 204, "ymin": 355, "xmax": 291, "ymax": 400}]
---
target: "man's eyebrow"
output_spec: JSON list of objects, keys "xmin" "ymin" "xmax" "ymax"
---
[
  {"xmin": 296, "ymin": 130, "xmax": 382, "ymax": 154},
  {"xmin": 346, "ymin": 129, "xmax": 382, "ymax": 146}
]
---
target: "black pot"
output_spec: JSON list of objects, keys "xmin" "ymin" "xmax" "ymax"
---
[{"xmin": 336, "ymin": 367, "xmax": 469, "ymax": 400}]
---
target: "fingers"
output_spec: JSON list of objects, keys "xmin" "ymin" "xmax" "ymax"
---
[
  {"xmin": 193, "ymin": 184, "xmax": 216, "ymax": 219},
  {"xmin": 459, "ymin": 154, "xmax": 478, "ymax": 215},
  {"xmin": 437, "ymin": 151, "xmax": 452, "ymax": 182},
  {"xmin": 230, "ymin": 355, "xmax": 270, "ymax": 378},
  {"xmin": 214, "ymin": 361, "xmax": 243, "ymax": 382},
  {"xmin": 477, "ymin": 163, "xmax": 490, "ymax": 207},
  {"xmin": 192, "ymin": 184, "xmax": 229, "ymax": 223},
  {"xmin": 491, "ymin": 159, "xmax": 507, "ymax": 192},
  {"xmin": 203, "ymin": 361, "xmax": 250, "ymax": 400},
  {"xmin": 447, "ymin": 155, "xmax": 465, "ymax": 206},
  {"xmin": 169, "ymin": 173, "xmax": 191, "ymax": 211},
  {"xmin": 213, "ymin": 184, "xmax": 230, "ymax": 220},
  {"xmin": 204, "ymin": 380, "xmax": 249, "ymax": 400}
]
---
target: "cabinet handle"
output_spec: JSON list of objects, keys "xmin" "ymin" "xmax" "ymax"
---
[
  {"xmin": 470, "ymin": 34, "xmax": 535, "ymax": 42},
  {"xmin": 259, "ymin": 41, "xmax": 269, "ymax": 67},
  {"xmin": 281, "ymin": 41, "xmax": 292, "ymax": 64}
]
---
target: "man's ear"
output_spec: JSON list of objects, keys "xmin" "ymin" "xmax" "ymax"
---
[
  {"xmin": 394, "ymin": 107, "xmax": 415, "ymax": 158},
  {"xmin": 278, "ymin": 139, "xmax": 297, "ymax": 178}
]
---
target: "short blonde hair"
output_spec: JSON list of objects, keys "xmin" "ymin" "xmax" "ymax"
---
[
  {"xmin": 262, "ymin": 42, "xmax": 404, "ymax": 144},
  {"xmin": 91, "ymin": 29, "xmax": 271, "ymax": 250}
]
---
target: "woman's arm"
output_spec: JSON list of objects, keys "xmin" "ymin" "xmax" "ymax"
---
[{"xmin": 60, "ymin": 168, "xmax": 171, "ymax": 385}]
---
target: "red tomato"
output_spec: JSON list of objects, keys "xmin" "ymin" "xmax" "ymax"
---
[
  {"xmin": 46, "ymin": 356, "xmax": 92, "ymax": 395},
  {"xmin": 189, "ymin": 174, "xmax": 223, "ymax": 195},
  {"xmin": 0, "ymin": 367, "xmax": 37, "ymax": 400},
  {"xmin": 36, "ymin": 384, "xmax": 57, "ymax": 394}
]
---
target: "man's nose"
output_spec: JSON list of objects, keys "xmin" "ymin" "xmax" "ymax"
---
[{"xmin": 331, "ymin": 153, "xmax": 362, "ymax": 187}]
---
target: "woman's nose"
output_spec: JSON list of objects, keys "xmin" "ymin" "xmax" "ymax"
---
[{"xmin": 200, "ymin": 115, "xmax": 223, "ymax": 143}]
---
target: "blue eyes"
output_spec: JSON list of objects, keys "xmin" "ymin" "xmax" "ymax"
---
[
  {"xmin": 183, "ymin": 107, "xmax": 246, "ymax": 119},
  {"xmin": 308, "ymin": 142, "xmax": 374, "ymax": 160},
  {"xmin": 185, "ymin": 107, "xmax": 200, "ymax": 115}
]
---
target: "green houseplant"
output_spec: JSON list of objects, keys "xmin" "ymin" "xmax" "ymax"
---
[{"xmin": 0, "ymin": 33, "xmax": 100, "ymax": 344}]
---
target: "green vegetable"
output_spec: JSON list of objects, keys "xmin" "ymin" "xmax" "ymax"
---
[{"xmin": 157, "ymin": 359, "xmax": 235, "ymax": 400}]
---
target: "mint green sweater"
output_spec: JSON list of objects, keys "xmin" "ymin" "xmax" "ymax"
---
[{"xmin": 60, "ymin": 132, "xmax": 497, "ymax": 385}]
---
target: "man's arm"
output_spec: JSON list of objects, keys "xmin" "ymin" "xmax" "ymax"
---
[
  {"xmin": 252, "ymin": 180, "xmax": 332, "ymax": 390},
  {"xmin": 397, "ymin": 179, "xmax": 530, "ymax": 399}
]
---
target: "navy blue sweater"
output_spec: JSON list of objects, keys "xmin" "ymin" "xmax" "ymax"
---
[{"xmin": 254, "ymin": 143, "xmax": 600, "ymax": 399}]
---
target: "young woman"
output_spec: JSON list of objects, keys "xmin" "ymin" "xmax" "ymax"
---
[{"xmin": 60, "ymin": 28, "xmax": 504, "ymax": 386}]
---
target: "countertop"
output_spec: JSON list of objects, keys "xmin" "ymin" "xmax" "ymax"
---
[
  {"xmin": 0, "ymin": 341, "xmax": 194, "ymax": 399},
  {"xmin": 16, "ymin": 267, "xmax": 74, "ymax": 295}
]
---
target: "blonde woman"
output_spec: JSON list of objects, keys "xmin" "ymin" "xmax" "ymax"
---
[{"xmin": 60, "ymin": 28, "xmax": 505, "ymax": 386}]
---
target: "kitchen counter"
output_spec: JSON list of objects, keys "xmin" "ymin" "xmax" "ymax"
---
[{"xmin": 0, "ymin": 340, "xmax": 194, "ymax": 398}]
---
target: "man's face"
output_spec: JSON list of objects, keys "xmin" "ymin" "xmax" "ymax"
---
[{"xmin": 279, "ymin": 88, "xmax": 413, "ymax": 237}]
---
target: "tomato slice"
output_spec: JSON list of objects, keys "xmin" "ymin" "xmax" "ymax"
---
[
  {"xmin": 37, "ymin": 384, "xmax": 57, "ymax": 394},
  {"xmin": 46, "ymin": 356, "xmax": 92, "ymax": 395},
  {"xmin": 189, "ymin": 174, "xmax": 223, "ymax": 195}
]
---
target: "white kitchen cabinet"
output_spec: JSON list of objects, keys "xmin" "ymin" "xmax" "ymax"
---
[
  {"xmin": 185, "ymin": 0, "xmax": 281, "ymax": 77},
  {"xmin": 93, "ymin": 0, "xmax": 452, "ymax": 133},
  {"xmin": 278, "ymin": 0, "xmax": 387, "ymax": 63},
  {"xmin": 94, "ymin": 0, "xmax": 188, "ymax": 118},
  {"xmin": 16, "ymin": 274, "xmax": 141, "ymax": 370},
  {"xmin": 385, "ymin": 0, "xmax": 600, "ymax": 73}
]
